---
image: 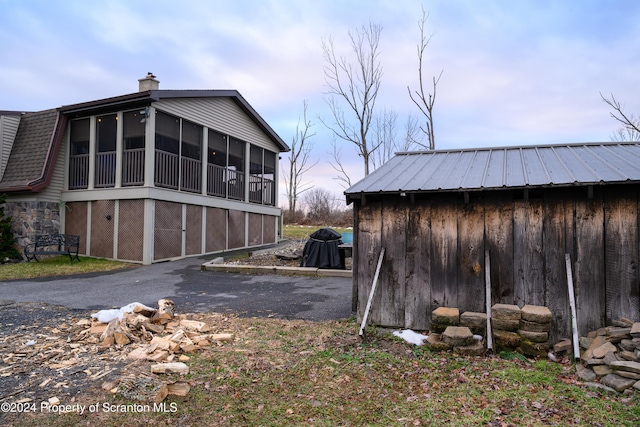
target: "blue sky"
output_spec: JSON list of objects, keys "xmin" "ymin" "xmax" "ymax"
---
[{"xmin": 1, "ymin": 0, "xmax": 639, "ymax": 202}]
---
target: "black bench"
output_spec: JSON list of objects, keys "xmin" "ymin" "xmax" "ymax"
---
[{"xmin": 24, "ymin": 233, "xmax": 81, "ymax": 263}]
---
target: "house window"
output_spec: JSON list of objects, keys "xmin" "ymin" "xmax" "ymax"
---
[
  {"xmin": 122, "ymin": 110, "xmax": 146, "ymax": 186},
  {"xmin": 95, "ymin": 114, "xmax": 117, "ymax": 188},
  {"xmin": 249, "ymin": 146, "xmax": 277, "ymax": 205},
  {"xmin": 207, "ymin": 130, "xmax": 227, "ymax": 197},
  {"xmin": 180, "ymin": 119, "xmax": 202, "ymax": 193},
  {"xmin": 228, "ymin": 137, "xmax": 245, "ymax": 200},
  {"xmin": 155, "ymin": 111, "xmax": 180, "ymax": 189},
  {"xmin": 69, "ymin": 118, "xmax": 90, "ymax": 189},
  {"xmin": 249, "ymin": 146, "xmax": 263, "ymax": 203},
  {"xmin": 264, "ymin": 150, "xmax": 276, "ymax": 205}
]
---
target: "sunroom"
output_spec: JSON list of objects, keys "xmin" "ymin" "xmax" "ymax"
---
[{"xmin": 67, "ymin": 108, "xmax": 277, "ymax": 207}]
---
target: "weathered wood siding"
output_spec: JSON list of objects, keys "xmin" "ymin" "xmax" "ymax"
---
[{"xmin": 354, "ymin": 185, "xmax": 640, "ymax": 341}]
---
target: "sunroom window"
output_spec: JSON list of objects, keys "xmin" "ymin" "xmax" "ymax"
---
[
  {"xmin": 228, "ymin": 137, "xmax": 245, "ymax": 200},
  {"xmin": 69, "ymin": 118, "xmax": 90, "ymax": 189},
  {"xmin": 207, "ymin": 130, "xmax": 227, "ymax": 197},
  {"xmin": 95, "ymin": 114, "xmax": 117, "ymax": 188},
  {"xmin": 181, "ymin": 119, "xmax": 202, "ymax": 193},
  {"xmin": 122, "ymin": 110, "xmax": 146, "ymax": 186}
]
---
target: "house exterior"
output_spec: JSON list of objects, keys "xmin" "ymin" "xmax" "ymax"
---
[
  {"xmin": 345, "ymin": 143, "xmax": 640, "ymax": 341},
  {"xmin": 0, "ymin": 74, "xmax": 289, "ymax": 264}
]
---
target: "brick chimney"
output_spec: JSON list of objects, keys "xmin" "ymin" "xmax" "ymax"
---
[{"xmin": 138, "ymin": 72, "xmax": 159, "ymax": 91}]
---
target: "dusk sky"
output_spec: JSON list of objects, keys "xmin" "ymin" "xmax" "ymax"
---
[{"xmin": 1, "ymin": 0, "xmax": 639, "ymax": 204}]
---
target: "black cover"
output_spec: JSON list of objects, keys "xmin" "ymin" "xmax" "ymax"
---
[{"xmin": 300, "ymin": 228, "xmax": 345, "ymax": 269}]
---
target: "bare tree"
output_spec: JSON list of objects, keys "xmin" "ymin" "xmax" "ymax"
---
[
  {"xmin": 403, "ymin": 114, "xmax": 425, "ymax": 150},
  {"xmin": 371, "ymin": 108, "xmax": 398, "ymax": 170},
  {"xmin": 610, "ymin": 126, "xmax": 640, "ymax": 142},
  {"xmin": 601, "ymin": 92, "xmax": 640, "ymax": 140},
  {"xmin": 284, "ymin": 100, "xmax": 317, "ymax": 218},
  {"xmin": 321, "ymin": 22, "xmax": 384, "ymax": 178},
  {"xmin": 329, "ymin": 139, "xmax": 352, "ymax": 189},
  {"xmin": 407, "ymin": 8, "xmax": 443, "ymax": 150}
]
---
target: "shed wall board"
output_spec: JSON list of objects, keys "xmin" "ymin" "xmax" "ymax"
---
[
  {"xmin": 354, "ymin": 185, "xmax": 640, "ymax": 337},
  {"xmin": 457, "ymin": 200, "xmax": 485, "ymax": 314},
  {"xmin": 404, "ymin": 200, "xmax": 431, "ymax": 329}
]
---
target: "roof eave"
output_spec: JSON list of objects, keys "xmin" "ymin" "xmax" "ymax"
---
[{"xmin": 345, "ymin": 180, "xmax": 640, "ymax": 203}]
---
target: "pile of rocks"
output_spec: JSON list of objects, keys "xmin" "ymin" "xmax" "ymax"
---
[
  {"xmin": 556, "ymin": 320, "xmax": 640, "ymax": 394},
  {"xmin": 426, "ymin": 307, "xmax": 485, "ymax": 356},
  {"xmin": 492, "ymin": 304, "xmax": 552, "ymax": 357},
  {"xmin": 425, "ymin": 304, "xmax": 553, "ymax": 358}
]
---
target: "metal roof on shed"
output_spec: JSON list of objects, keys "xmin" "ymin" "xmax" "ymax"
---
[{"xmin": 345, "ymin": 142, "xmax": 640, "ymax": 200}]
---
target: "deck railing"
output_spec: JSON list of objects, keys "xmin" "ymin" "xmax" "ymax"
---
[
  {"xmin": 122, "ymin": 148, "xmax": 145, "ymax": 186},
  {"xmin": 154, "ymin": 150, "xmax": 179, "ymax": 189},
  {"xmin": 69, "ymin": 149, "xmax": 272, "ymax": 204},
  {"xmin": 207, "ymin": 163, "xmax": 227, "ymax": 197},
  {"xmin": 249, "ymin": 175, "xmax": 275, "ymax": 205},
  {"xmin": 181, "ymin": 157, "xmax": 202, "ymax": 193},
  {"xmin": 228, "ymin": 169, "xmax": 245, "ymax": 201},
  {"xmin": 69, "ymin": 154, "xmax": 89, "ymax": 189},
  {"xmin": 95, "ymin": 152, "xmax": 116, "ymax": 188}
]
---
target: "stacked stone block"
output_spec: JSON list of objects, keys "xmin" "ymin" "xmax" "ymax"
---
[
  {"xmin": 430, "ymin": 307, "xmax": 459, "ymax": 333},
  {"xmin": 459, "ymin": 311, "xmax": 487, "ymax": 336},
  {"xmin": 518, "ymin": 305, "xmax": 552, "ymax": 357},
  {"xmin": 491, "ymin": 304, "xmax": 522, "ymax": 350},
  {"xmin": 426, "ymin": 307, "xmax": 484, "ymax": 355}
]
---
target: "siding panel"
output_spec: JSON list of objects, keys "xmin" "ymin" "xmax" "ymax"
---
[{"xmin": 155, "ymin": 98, "xmax": 280, "ymax": 152}]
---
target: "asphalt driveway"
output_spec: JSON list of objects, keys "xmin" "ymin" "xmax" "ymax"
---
[{"xmin": 0, "ymin": 255, "xmax": 354, "ymax": 321}]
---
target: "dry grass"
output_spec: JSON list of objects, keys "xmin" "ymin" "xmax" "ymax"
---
[{"xmin": 5, "ymin": 316, "xmax": 639, "ymax": 427}]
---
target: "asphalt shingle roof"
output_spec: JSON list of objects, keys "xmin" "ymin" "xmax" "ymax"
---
[{"xmin": 0, "ymin": 109, "xmax": 60, "ymax": 191}]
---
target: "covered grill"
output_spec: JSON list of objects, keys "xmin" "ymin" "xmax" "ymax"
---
[{"xmin": 300, "ymin": 228, "xmax": 345, "ymax": 269}]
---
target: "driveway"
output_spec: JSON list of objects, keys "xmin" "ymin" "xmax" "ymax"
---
[{"xmin": 0, "ymin": 255, "xmax": 354, "ymax": 321}]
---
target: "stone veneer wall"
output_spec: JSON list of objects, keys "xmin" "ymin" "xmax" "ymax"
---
[{"xmin": 6, "ymin": 201, "xmax": 61, "ymax": 255}]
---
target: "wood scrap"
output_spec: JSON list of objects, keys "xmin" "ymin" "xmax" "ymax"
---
[
  {"xmin": 167, "ymin": 381, "xmax": 190, "ymax": 396},
  {"xmin": 150, "ymin": 362, "xmax": 189, "ymax": 374}
]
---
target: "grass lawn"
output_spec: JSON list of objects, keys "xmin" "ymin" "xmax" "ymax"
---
[
  {"xmin": 282, "ymin": 224, "xmax": 352, "ymax": 239},
  {"xmin": 0, "ymin": 256, "xmax": 137, "ymax": 281}
]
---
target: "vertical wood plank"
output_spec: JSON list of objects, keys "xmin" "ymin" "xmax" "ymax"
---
[
  {"xmin": 604, "ymin": 187, "xmax": 639, "ymax": 324},
  {"xmin": 457, "ymin": 199, "xmax": 485, "ymax": 313},
  {"xmin": 543, "ymin": 190, "xmax": 571, "ymax": 343},
  {"xmin": 430, "ymin": 196, "xmax": 458, "ymax": 309},
  {"xmin": 351, "ymin": 201, "xmax": 360, "ymax": 313},
  {"xmin": 513, "ymin": 198, "xmax": 544, "ymax": 307},
  {"xmin": 574, "ymin": 189, "xmax": 605, "ymax": 335},
  {"xmin": 405, "ymin": 200, "xmax": 431, "ymax": 330},
  {"xmin": 356, "ymin": 201, "xmax": 382, "ymax": 323},
  {"xmin": 484, "ymin": 193, "xmax": 514, "ymax": 305},
  {"xmin": 379, "ymin": 198, "xmax": 407, "ymax": 327}
]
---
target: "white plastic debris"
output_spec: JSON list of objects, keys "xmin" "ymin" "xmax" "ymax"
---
[
  {"xmin": 91, "ymin": 302, "xmax": 155, "ymax": 323},
  {"xmin": 24, "ymin": 340, "xmax": 36, "ymax": 347},
  {"xmin": 473, "ymin": 334, "xmax": 483, "ymax": 341},
  {"xmin": 393, "ymin": 329, "xmax": 429, "ymax": 346}
]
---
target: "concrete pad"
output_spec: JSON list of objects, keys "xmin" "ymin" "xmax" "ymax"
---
[{"xmin": 317, "ymin": 269, "xmax": 352, "ymax": 278}]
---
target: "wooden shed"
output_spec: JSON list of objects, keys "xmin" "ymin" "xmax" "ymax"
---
[{"xmin": 345, "ymin": 142, "xmax": 640, "ymax": 341}]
